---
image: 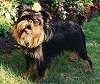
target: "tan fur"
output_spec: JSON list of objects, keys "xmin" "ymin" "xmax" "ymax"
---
[
  {"xmin": 69, "ymin": 51, "xmax": 79, "ymax": 62},
  {"xmin": 83, "ymin": 60, "xmax": 92, "ymax": 72},
  {"xmin": 12, "ymin": 14, "xmax": 45, "ymax": 48}
]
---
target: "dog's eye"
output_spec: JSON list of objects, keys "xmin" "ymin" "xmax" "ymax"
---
[
  {"xmin": 33, "ymin": 18, "xmax": 41, "ymax": 25},
  {"xmin": 26, "ymin": 25, "xmax": 31, "ymax": 30},
  {"xmin": 21, "ymin": 25, "xmax": 31, "ymax": 34},
  {"xmin": 37, "ymin": 19, "xmax": 42, "ymax": 25}
]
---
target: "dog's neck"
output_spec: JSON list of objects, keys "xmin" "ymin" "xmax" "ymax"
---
[{"xmin": 43, "ymin": 22, "xmax": 54, "ymax": 42}]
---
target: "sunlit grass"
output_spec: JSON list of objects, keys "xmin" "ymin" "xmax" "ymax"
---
[{"xmin": 0, "ymin": 65, "xmax": 32, "ymax": 84}]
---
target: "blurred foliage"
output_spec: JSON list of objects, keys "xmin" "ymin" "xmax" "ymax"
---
[
  {"xmin": 39, "ymin": 0, "xmax": 93, "ymax": 7},
  {"xmin": 75, "ymin": 0, "xmax": 93, "ymax": 13},
  {"xmin": 0, "ymin": 0, "xmax": 18, "ymax": 21},
  {"xmin": 21, "ymin": 0, "xmax": 37, "ymax": 5},
  {"xmin": 0, "ymin": 17, "xmax": 11, "ymax": 37},
  {"xmin": 0, "ymin": 0, "xmax": 16, "ymax": 37},
  {"xmin": 0, "ymin": 0, "xmax": 93, "ymax": 20},
  {"xmin": 0, "ymin": 0, "xmax": 93, "ymax": 37}
]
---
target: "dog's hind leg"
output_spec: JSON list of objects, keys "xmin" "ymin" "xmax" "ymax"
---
[
  {"xmin": 76, "ymin": 46, "xmax": 92, "ymax": 72},
  {"xmin": 69, "ymin": 51, "xmax": 79, "ymax": 63},
  {"xmin": 73, "ymin": 29, "xmax": 92, "ymax": 72}
]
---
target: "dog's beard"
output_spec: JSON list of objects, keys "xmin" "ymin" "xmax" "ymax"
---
[
  {"xmin": 19, "ymin": 28, "xmax": 44, "ymax": 48},
  {"xmin": 13, "ymin": 20, "xmax": 45, "ymax": 48}
]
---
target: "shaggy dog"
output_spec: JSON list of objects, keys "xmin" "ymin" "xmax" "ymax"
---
[{"xmin": 12, "ymin": 9, "xmax": 92, "ymax": 82}]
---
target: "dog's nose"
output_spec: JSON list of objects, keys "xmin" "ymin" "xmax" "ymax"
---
[{"xmin": 25, "ymin": 42, "xmax": 29, "ymax": 47}]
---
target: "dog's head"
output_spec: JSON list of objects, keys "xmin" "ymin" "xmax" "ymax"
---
[{"xmin": 12, "ymin": 10, "xmax": 45, "ymax": 48}]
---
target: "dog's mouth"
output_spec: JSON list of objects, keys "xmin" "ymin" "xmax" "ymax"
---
[{"xmin": 20, "ymin": 27, "xmax": 33, "ymax": 48}]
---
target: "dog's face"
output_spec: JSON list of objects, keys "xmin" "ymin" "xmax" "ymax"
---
[{"xmin": 12, "ymin": 11, "xmax": 45, "ymax": 48}]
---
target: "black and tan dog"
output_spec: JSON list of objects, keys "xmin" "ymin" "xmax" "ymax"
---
[{"xmin": 12, "ymin": 8, "xmax": 92, "ymax": 81}]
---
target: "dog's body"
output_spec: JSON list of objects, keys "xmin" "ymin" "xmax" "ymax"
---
[{"xmin": 12, "ymin": 9, "xmax": 92, "ymax": 81}]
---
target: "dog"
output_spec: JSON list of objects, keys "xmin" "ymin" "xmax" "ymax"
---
[{"xmin": 12, "ymin": 9, "xmax": 92, "ymax": 82}]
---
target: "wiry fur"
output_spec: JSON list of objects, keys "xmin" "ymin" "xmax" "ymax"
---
[{"xmin": 12, "ymin": 9, "xmax": 92, "ymax": 82}]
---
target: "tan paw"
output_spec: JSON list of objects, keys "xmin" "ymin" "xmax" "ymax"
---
[
  {"xmin": 69, "ymin": 51, "xmax": 79, "ymax": 63},
  {"xmin": 83, "ymin": 61, "xmax": 92, "ymax": 72}
]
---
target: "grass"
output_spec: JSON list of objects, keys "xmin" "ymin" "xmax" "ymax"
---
[{"xmin": 0, "ymin": 16, "xmax": 100, "ymax": 84}]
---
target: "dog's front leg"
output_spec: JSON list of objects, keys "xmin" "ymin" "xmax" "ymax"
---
[
  {"xmin": 22, "ymin": 59, "xmax": 38, "ymax": 80},
  {"xmin": 34, "ymin": 45, "xmax": 48, "ymax": 82}
]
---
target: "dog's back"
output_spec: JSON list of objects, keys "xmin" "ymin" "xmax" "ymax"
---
[{"xmin": 43, "ymin": 21, "xmax": 85, "ymax": 56}]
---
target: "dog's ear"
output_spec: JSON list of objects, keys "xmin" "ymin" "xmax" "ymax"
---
[
  {"xmin": 39, "ymin": 11, "xmax": 52, "ymax": 23},
  {"xmin": 16, "ymin": 3, "xmax": 31, "ymax": 19}
]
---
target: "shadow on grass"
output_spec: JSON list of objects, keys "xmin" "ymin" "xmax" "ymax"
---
[
  {"xmin": 0, "ymin": 50, "xmax": 94, "ymax": 84},
  {"xmin": 0, "ymin": 50, "xmax": 26, "ymax": 75}
]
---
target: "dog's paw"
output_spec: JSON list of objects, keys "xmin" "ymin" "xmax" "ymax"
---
[
  {"xmin": 83, "ymin": 61, "xmax": 92, "ymax": 73},
  {"xmin": 69, "ymin": 51, "xmax": 79, "ymax": 63}
]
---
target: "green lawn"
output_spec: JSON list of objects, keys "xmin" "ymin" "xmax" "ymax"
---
[{"xmin": 0, "ymin": 16, "xmax": 100, "ymax": 84}]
